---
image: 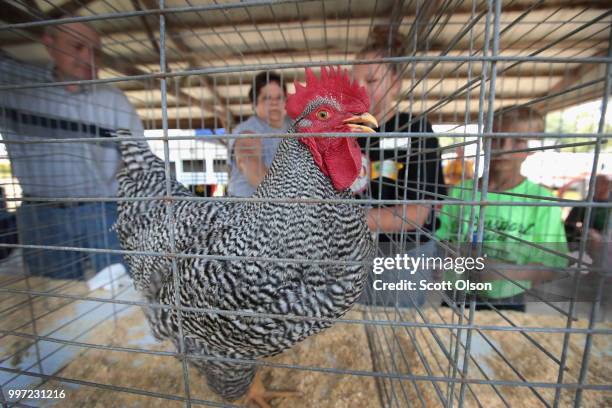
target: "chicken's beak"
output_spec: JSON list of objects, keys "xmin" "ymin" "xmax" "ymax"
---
[{"xmin": 343, "ymin": 113, "xmax": 378, "ymax": 133}]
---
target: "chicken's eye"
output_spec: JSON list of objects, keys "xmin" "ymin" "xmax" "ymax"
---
[{"xmin": 316, "ymin": 110, "xmax": 330, "ymax": 120}]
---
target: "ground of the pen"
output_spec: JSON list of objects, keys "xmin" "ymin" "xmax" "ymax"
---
[
  {"xmin": 0, "ymin": 273, "xmax": 609, "ymax": 407},
  {"xmin": 37, "ymin": 309, "xmax": 378, "ymax": 408},
  {"xmin": 363, "ymin": 306, "xmax": 611, "ymax": 408}
]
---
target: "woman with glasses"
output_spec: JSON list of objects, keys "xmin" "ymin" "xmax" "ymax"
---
[{"xmin": 227, "ymin": 71, "xmax": 291, "ymax": 197}]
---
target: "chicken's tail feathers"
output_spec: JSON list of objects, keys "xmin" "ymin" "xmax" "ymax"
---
[
  {"xmin": 112, "ymin": 128, "xmax": 166, "ymax": 178},
  {"xmin": 112, "ymin": 128, "xmax": 192, "ymax": 205}
]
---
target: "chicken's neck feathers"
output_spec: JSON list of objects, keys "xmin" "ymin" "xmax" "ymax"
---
[{"xmin": 254, "ymin": 137, "xmax": 351, "ymax": 201}]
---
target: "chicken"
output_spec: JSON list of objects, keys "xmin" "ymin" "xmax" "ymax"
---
[{"xmin": 113, "ymin": 66, "xmax": 377, "ymax": 406}]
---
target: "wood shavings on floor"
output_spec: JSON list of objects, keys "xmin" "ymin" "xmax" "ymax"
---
[
  {"xmin": 38, "ymin": 308, "xmax": 377, "ymax": 407},
  {"xmin": 1, "ymin": 274, "xmax": 610, "ymax": 407},
  {"xmin": 364, "ymin": 306, "xmax": 611, "ymax": 407}
]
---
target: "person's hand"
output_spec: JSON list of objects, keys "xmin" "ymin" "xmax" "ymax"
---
[
  {"xmin": 366, "ymin": 208, "xmax": 380, "ymax": 231},
  {"xmin": 235, "ymin": 131, "xmax": 262, "ymax": 161},
  {"xmin": 587, "ymin": 228, "xmax": 603, "ymax": 245},
  {"xmin": 366, "ymin": 205, "xmax": 430, "ymax": 233},
  {"xmin": 586, "ymin": 228, "xmax": 604, "ymax": 264},
  {"xmin": 235, "ymin": 132, "xmax": 268, "ymax": 187}
]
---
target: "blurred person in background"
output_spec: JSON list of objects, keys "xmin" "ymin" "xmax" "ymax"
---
[
  {"xmin": 444, "ymin": 145, "xmax": 475, "ymax": 185},
  {"xmin": 0, "ymin": 21, "xmax": 142, "ymax": 286},
  {"xmin": 227, "ymin": 71, "xmax": 292, "ymax": 197},
  {"xmin": 565, "ymin": 174, "xmax": 610, "ymax": 263},
  {"xmin": 352, "ymin": 27, "xmax": 447, "ymax": 308},
  {"xmin": 437, "ymin": 106, "xmax": 568, "ymax": 312},
  {"xmin": 0, "ymin": 186, "xmax": 17, "ymax": 261}
]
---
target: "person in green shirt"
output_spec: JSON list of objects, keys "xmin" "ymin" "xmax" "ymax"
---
[{"xmin": 436, "ymin": 107, "xmax": 569, "ymax": 311}]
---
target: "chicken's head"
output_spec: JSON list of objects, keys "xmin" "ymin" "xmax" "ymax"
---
[{"xmin": 286, "ymin": 66, "xmax": 378, "ymax": 191}]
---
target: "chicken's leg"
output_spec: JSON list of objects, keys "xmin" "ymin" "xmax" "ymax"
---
[{"xmin": 243, "ymin": 372, "xmax": 302, "ymax": 408}]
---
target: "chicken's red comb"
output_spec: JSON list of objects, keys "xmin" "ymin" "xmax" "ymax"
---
[{"xmin": 286, "ymin": 66, "xmax": 370, "ymax": 120}]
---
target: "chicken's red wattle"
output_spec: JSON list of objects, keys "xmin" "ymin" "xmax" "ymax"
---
[{"xmin": 299, "ymin": 136, "xmax": 362, "ymax": 191}]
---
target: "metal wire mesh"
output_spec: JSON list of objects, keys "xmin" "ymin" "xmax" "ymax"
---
[{"xmin": 0, "ymin": 0, "xmax": 611, "ymax": 407}]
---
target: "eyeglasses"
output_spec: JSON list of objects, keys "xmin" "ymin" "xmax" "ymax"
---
[{"xmin": 258, "ymin": 95, "xmax": 284, "ymax": 104}]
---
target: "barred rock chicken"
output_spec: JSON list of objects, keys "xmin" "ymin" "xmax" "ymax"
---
[{"xmin": 114, "ymin": 67, "xmax": 376, "ymax": 407}]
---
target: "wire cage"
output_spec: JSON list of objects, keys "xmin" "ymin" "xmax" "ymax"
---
[{"xmin": 0, "ymin": 0, "xmax": 611, "ymax": 407}]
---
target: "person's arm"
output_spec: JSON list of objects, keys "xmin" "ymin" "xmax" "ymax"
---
[
  {"xmin": 367, "ymin": 204, "xmax": 430, "ymax": 232},
  {"xmin": 115, "ymin": 91, "xmax": 144, "ymax": 137},
  {"xmin": 234, "ymin": 136, "xmax": 268, "ymax": 188},
  {"xmin": 367, "ymin": 124, "xmax": 446, "ymax": 234},
  {"xmin": 128, "ymin": 103, "xmax": 144, "ymax": 136}
]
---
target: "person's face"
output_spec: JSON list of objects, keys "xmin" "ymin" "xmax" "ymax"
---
[
  {"xmin": 490, "ymin": 120, "xmax": 535, "ymax": 175},
  {"xmin": 456, "ymin": 146, "xmax": 465, "ymax": 158},
  {"xmin": 594, "ymin": 176, "xmax": 611, "ymax": 201},
  {"xmin": 352, "ymin": 57, "xmax": 400, "ymax": 122},
  {"xmin": 43, "ymin": 23, "xmax": 101, "ymax": 82},
  {"xmin": 255, "ymin": 82, "xmax": 285, "ymax": 127},
  {"xmin": 490, "ymin": 137, "xmax": 529, "ymax": 172}
]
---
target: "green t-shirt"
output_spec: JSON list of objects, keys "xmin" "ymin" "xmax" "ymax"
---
[{"xmin": 436, "ymin": 178, "xmax": 569, "ymax": 299}]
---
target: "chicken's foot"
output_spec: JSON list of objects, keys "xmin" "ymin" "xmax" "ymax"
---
[{"xmin": 243, "ymin": 371, "xmax": 301, "ymax": 408}]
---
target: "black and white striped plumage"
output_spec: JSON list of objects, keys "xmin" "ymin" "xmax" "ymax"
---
[{"xmin": 114, "ymin": 133, "xmax": 374, "ymax": 401}]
